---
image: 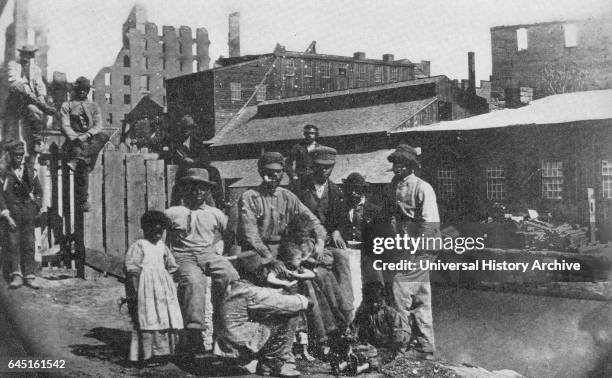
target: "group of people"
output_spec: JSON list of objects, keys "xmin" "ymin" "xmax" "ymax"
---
[
  {"xmin": 123, "ymin": 122, "xmax": 442, "ymax": 376},
  {"xmin": 0, "ymin": 45, "xmax": 108, "ymax": 289}
]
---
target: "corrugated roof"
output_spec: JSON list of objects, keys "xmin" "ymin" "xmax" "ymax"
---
[
  {"xmin": 213, "ymin": 158, "xmax": 258, "ymax": 179},
  {"xmin": 230, "ymin": 149, "xmax": 395, "ymax": 188},
  {"xmin": 211, "ymin": 98, "xmax": 436, "ymax": 146},
  {"xmin": 392, "ymin": 89, "xmax": 612, "ymax": 134}
]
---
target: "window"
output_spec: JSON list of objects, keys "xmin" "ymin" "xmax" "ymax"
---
[
  {"xmin": 178, "ymin": 42, "xmax": 183, "ymax": 54},
  {"xmin": 256, "ymin": 85, "xmax": 267, "ymax": 102},
  {"xmin": 162, "ymin": 58, "xmax": 166, "ymax": 69},
  {"xmin": 192, "ymin": 43, "xmax": 197, "ymax": 55},
  {"xmin": 541, "ymin": 161, "xmax": 563, "ymax": 199},
  {"xmin": 338, "ymin": 65, "xmax": 347, "ymax": 76},
  {"xmin": 27, "ymin": 28, "xmax": 35, "ymax": 45},
  {"xmin": 564, "ymin": 23, "xmax": 578, "ymax": 47},
  {"xmin": 162, "ymin": 42, "xmax": 166, "ymax": 53},
  {"xmin": 357, "ymin": 64, "xmax": 366, "ymax": 81},
  {"xmin": 192, "ymin": 60, "xmax": 198, "ymax": 72},
  {"xmin": 108, "ymin": 113, "xmax": 113, "ymax": 125},
  {"xmin": 374, "ymin": 66, "xmax": 383, "ymax": 83},
  {"xmin": 144, "ymin": 57, "xmax": 149, "ymax": 70},
  {"xmin": 602, "ymin": 160, "xmax": 612, "ymax": 199},
  {"xmin": 123, "ymin": 55, "xmax": 130, "ymax": 67},
  {"xmin": 179, "ymin": 61, "xmax": 184, "ymax": 72},
  {"xmin": 284, "ymin": 59, "xmax": 295, "ymax": 76},
  {"xmin": 516, "ymin": 28, "xmax": 528, "ymax": 51},
  {"xmin": 145, "ymin": 39, "xmax": 148, "ymax": 50},
  {"xmin": 123, "ymin": 75, "xmax": 130, "ymax": 86},
  {"xmin": 162, "ymin": 77, "xmax": 166, "ymax": 88},
  {"xmin": 104, "ymin": 93, "xmax": 112, "ymax": 104},
  {"xmin": 390, "ymin": 67, "xmax": 398, "ymax": 82},
  {"xmin": 163, "ymin": 96, "xmax": 166, "ymax": 106},
  {"xmin": 320, "ymin": 62, "xmax": 331, "ymax": 77},
  {"xmin": 124, "ymin": 94, "xmax": 131, "ymax": 105},
  {"xmin": 438, "ymin": 167, "xmax": 457, "ymax": 199},
  {"xmin": 230, "ymin": 82, "xmax": 241, "ymax": 101},
  {"xmin": 104, "ymin": 72, "xmax": 111, "ymax": 86},
  {"xmin": 304, "ymin": 61, "xmax": 313, "ymax": 77},
  {"xmin": 486, "ymin": 166, "xmax": 506, "ymax": 200},
  {"xmin": 140, "ymin": 75, "xmax": 149, "ymax": 91}
]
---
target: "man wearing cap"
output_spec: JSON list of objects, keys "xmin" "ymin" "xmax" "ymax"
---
[
  {"xmin": 60, "ymin": 76, "xmax": 109, "ymax": 212},
  {"xmin": 172, "ymin": 115, "xmax": 224, "ymax": 208},
  {"xmin": 0, "ymin": 140, "xmax": 42, "ymax": 289},
  {"xmin": 3, "ymin": 45, "xmax": 56, "ymax": 155},
  {"xmin": 295, "ymin": 146, "xmax": 355, "ymax": 322},
  {"xmin": 237, "ymin": 151, "xmax": 326, "ymax": 278},
  {"xmin": 285, "ymin": 124, "xmax": 321, "ymax": 186},
  {"xmin": 382, "ymin": 144, "xmax": 440, "ymax": 360},
  {"xmin": 165, "ymin": 168, "xmax": 239, "ymax": 358}
]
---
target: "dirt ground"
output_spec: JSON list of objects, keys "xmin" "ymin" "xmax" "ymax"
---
[{"xmin": 0, "ymin": 268, "xmax": 520, "ymax": 377}]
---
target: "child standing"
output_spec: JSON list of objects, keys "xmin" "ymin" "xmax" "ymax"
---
[{"xmin": 124, "ymin": 211, "xmax": 184, "ymax": 367}]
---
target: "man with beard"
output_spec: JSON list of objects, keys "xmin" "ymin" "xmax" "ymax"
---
[
  {"xmin": 285, "ymin": 124, "xmax": 321, "ymax": 187},
  {"xmin": 295, "ymin": 146, "xmax": 355, "ymax": 323},
  {"xmin": 236, "ymin": 152, "xmax": 326, "ymax": 280},
  {"xmin": 382, "ymin": 144, "xmax": 440, "ymax": 360},
  {"xmin": 60, "ymin": 77, "xmax": 109, "ymax": 212},
  {"xmin": 164, "ymin": 168, "xmax": 239, "ymax": 359}
]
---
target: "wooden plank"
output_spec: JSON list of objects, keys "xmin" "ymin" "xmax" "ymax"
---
[
  {"xmin": 104, "ymin": 152, "xmax": 127, "ymax": 260},
  {"xmin": 146, "ymin": 159, "xmax": 166, "ymax": 211},
  {"xmin": 84, "ymin": 155, "xmax": 104, "ymax": 253},
  {"xmin": 126, "ymin": 154, "xmax": 146, "ymax": 247},
  {"xmin": 166, "ymin": 164, "xmax": 178, "ymax": 208}
]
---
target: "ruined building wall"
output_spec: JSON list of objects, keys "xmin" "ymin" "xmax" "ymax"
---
[{"xmin": 491, "ymin": 18, "xmax": 612, "ymax": 100}]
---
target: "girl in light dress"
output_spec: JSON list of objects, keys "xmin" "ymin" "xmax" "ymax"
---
[{"xmin": 124, "ymin": 210, "xmax": 183, "ymax": 367}]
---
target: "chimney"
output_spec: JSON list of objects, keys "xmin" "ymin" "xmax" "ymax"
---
[
  {"xmin": 228, "ymin": 12, "xmax": 240, "ymax": 58},
  {"xmin": 468, "ymin": 52, "xmax": 476, "ymax": 95},
  {"xmin": 382, "ymin": 54, "xmax": 394, "ymax": 63},
  {"xmin": 353, "ymin": 51, "xmax": 366, "ymax": 60}
]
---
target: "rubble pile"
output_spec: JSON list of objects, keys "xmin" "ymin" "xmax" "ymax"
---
[{"xmin": 515, "ymin": 218, "xmax": 589, "ymax": 252}]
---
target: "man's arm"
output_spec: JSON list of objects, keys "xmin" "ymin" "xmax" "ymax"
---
[
  {"xmin": 417, "ymin": 182, "xmax": 441, "ymax": 240},
  {"xmin": 238, "ymin": 192, "xmax": 272, "ymax": 258},
  {"xmin": 87, "ymin": 102, "xmax": 103, "ymax": 136},
  {"xmin": 290, "ymin": 193, "xmax": 327, "ymax": 255},
  {"xmin": 59, "ymin": 102, "xmax": 79, "ymax": 141}
]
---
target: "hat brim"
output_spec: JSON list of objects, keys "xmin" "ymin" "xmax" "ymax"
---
[
  {"xmin": 18, "ymin": 49, "xmax": 37, "ymax": 53},
  {"xmin": 261, "ymin": 163, "xmax": 284, "ymax": 170},
  {"xmin": 313, "ymin": 159, "xmax": 335, "ymax": 165},
  {"xmin": 178, "ymin": 176, "xmax": 216, "ymax": 186},
  {"xmin": 388, "ymin": 152, "xmax": 419, "ymax": 165}
]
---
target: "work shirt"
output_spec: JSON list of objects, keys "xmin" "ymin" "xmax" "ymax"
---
[
  {"xmin": 296, "ymin": 178, "xmax": 344, "ymax": 236},
  {"xmin": 165, "ymin": 204, "xmax": 228, "ymax": 254},
  {"xmin": 285, "ymin": 141, "xmax": 320, "ymax": 180},
  {"xmin": 60, "ymin": 100, "xmax": 103, "ymax": 141},
  {"xmin": 7, "ymin": 60, "xmax": 46, "ymax": 100},
  {"xmin": 238, "ymin": 186, "xmax": 326, "ymax": 257},
  {"xmin": 394, "ymin": 174, "xmax": 440, "ymax": 237}
]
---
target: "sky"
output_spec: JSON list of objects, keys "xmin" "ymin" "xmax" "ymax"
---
[{"xmin": 12, "ymin": 0, "xmax": 612, "ymax": 84}]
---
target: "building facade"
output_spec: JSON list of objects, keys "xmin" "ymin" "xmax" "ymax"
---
[
  {"xmin": 167, "ymin": 44, "xmax": 431, "ymax": 139},
  {"xmin": 92, "ymin": 4, "xmax": 210, "ymax": 129},
  {"xmin": 490, "ymin": 18, "xmax": 612, "ymax": 104}
]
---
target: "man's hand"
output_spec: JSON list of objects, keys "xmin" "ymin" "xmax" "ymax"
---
[
  {"xmin": 40, "ymin": 102, "xmax": 56, "ymax": 116},
  {"xmin": 77, "ymin": 133, "xmax": 89, "ymax": 142},
  {"xmin": 312, "ymin": 239, "xmax": 325, "ymax": 263},
  {"xmin": 183, "ymin": 157, "xmax": 195, "ymax": 165},
  {"xmin": 331, "ymin": 230, "xmax": 347, "ymax": 249},
  {"xmin": 269, "ymin": 260, "xmax": 287, "ymax": 276},
  {"xmin": 6, "ymin": 216, "xmax": 17, "ymax": 231},
  {"xmin": 286, "ymin": 280, "xmax": 298, "ymax": 288}
]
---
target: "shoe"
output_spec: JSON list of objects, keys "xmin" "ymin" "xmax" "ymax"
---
[
  {"xmin": 417, "ymin": 351, "xmax": 435, "ymax": 361},
  {"xmin": 24, "ymin": 277, "xmax": 40, "ymax": 289},
  {"xmin": 277, "ymin": 364, "xmax": 301, "ymax": 377},
  {"xmin": 9, "ymin": 275, "xmax": 23, "ymax": 289},
  {"xmin": 240, "ymin": 359, "xmax": 258, "ymax": 374}
]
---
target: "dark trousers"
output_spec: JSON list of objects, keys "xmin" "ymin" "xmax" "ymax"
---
[
  {"xmin": 63, "ymin": 133, "xmax": 109, "ymax": 204},
  {"xmin": 0, "ymin": 208, "xmax": 37, "ymax": 279}
]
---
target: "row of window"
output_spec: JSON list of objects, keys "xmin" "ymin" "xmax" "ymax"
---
[
  {"xmin": 516, "ymin": 23, "xmax": 578, "ymax": 51},
  {"xmin": 437, "ymin": 160, "xmax": 612, "ymax": 201},
  {"xmin": 104, "ymin": 74, "xmax": 167, "ymax": 91},
  {"xmin": 140, "ymin": 40, "xmax": 198, "ymax": 55},
  {"xmin": 121, "ymin": 55, "xmax": 199, "ymax": 72},
  {"xmin": 229, "ymin": 82, "xmax": 267, "ymax": 102},
  {"xmin": 282, "ymin": 59, "xmax": 398, "ymax": 83}
]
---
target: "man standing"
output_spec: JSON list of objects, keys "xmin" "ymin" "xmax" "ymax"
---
[
  {"xmin": 3, "ymin": 45, "xmax": 56, "ymax": 156},
  {"xmin": 383, "ymin": 144, "xmax": 440, "ymax": 360},
  {"xmin": 165, "ymin": 168, "xmax": 239, "ymax": 358},
  {"xmin": 237, "ymin": 152, "xmax": 326, "ymax": 279},
  {"xmin": 59, "ymin": 76, "xmax": 109, "ymax": 212},
  {"xmin": 285, "ymin": 124, "xmax": 321, "ymax": 186},
  {"xmin": 173, "ymin": 115, "xmax": 223, "ymax": 208},
  {"xmin": 0, "ymin": 140, "xmax": 42, "ymax": 289},
  {"xmin": 295, "ymin": 146, "xmax": 355, "ymax": 321}
]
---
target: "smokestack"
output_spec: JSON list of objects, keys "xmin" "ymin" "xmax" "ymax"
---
[
  {"xmin": 228, "ymin": 12, "xmax": 240, "ymax": 58},
  {"xmin": 468, "ymin": 51, "xmax": 476, "ymax": 95}
]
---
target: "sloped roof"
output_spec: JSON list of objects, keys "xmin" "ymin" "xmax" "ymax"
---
[
  {"xmin": 392, "ymin": 89, "xmax": 612, "ymax": 134},
  {"xmin": 230, "ymin": 149, "xmax": 395, "ymax": 188},
  {"xmin": 211, "ymin": 97, "xmax": 436, "ymax": 146},
  {"xmin": 213, "ymin": 158, "xmax": 258, "ymax": 180}
]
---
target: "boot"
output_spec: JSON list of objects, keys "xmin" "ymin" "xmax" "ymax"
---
[
  {"xmin": 24, "ymin": 277, "xmax": 40, "ymax": 289},
  {"xmin": 9, "ymin": 275, "xmax": 23, "ymax": 289}
]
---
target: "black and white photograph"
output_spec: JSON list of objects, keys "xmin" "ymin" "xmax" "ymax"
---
[{"xmin": 0, "ymin": 0, "xmax": 611, "ymax": 377}]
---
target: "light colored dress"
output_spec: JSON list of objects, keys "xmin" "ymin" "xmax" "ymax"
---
[{"xmin": 124, "ymin": 239, "xmax": 184, "ymax": 361}]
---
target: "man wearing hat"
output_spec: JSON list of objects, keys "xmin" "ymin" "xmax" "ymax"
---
[
  {"xmin": 3, "ymin": 45, "xmax": 56, "ymax": 155},
  {"xmin": 164, "ymin": 167, "xmax": 239, "ymax": 358},
  {"xmin": 0, "ymin": 140, "xmax": 42, "ymax": 289},
  {"xmin": 172, "ymin": 115, "xmax": 224, "ymax": 208},
  {"xmin": 295, "ymin": 146, "xmax": 355, "ymax": 322},
  {"xmin": 60, "ymin": 76, "xmax": 109, "ymax": 212},
  {"xmin": 382, "ymin": 144, "xmax": 440, "ymax": 360},
  {"xmin": 285, "ymin": 124, "xmax": 323, "ymax": 187}
]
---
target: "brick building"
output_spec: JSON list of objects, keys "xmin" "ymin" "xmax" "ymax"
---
[
  {"xmin": 92, "ymin": 3, "xmax": 210, "ymax": 129},
  {"xmin": 490, "ymin": 17, "xmax": 612, "ymax": 104},
  {"xmin": 166, "ymin": 43, "xmax": 431, "ymax": 140}
]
